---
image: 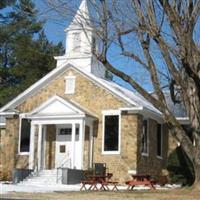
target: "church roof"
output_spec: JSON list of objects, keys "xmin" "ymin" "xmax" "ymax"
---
[
  {"xmin": 99, "ymin": 78, "xmax": 161, "ymax": 115},
  {"xmin": 0, "ymin": 62, "xmax": 189, "ymax": 121},
  {"xmin": 0, "ymin": 63, "xmax": 160, "ymax": 116}
]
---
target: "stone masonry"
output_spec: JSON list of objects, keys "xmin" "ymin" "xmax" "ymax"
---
[
  {"xmin": 0, "ymin": 117, "xmax": 19, "ymax": 180},
  {"xmin": 0, "ymin": 67, "xmax": 169, "ymax": 182},
  {"xmin": 137, "ymin": 117, "xmax": 169, "ymax": 179}
]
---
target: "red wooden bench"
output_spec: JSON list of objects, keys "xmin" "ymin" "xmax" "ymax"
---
[
  {"xmin": 80, "ymin": 172, "xmax": 119, "ymax": 191},
  {"xmin": 80, "ymin": 179, "xmax": 98, "ymax": 191},
  {"xmin": 100, "ymin": 173, "xmax": 119, "ymax": 191},
  {"xmin": 126, "ymin": 174, "xmax": 155, "ymax": 190}
]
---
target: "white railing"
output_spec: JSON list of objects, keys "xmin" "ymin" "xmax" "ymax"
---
[{"xmin": 56, "ymin": 158, "xmax": 72, "ymax": 183}]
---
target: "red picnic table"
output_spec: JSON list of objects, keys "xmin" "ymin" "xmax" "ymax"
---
[
  {"xmin": 126, "ymin": 174, "xmax": 156, "ymax": 190},
  {"xmin": 80, "ymin": 173, "xmax": 119, "ymax": 191}
]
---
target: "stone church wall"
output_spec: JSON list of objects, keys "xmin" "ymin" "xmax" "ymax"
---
[
  {"xmin": 137, "ymin": 117, "xmax": 169, "ymax": 179},
  {"xmin": 0, "ymin": 67, "xmax": 168, "ymax": 182}
]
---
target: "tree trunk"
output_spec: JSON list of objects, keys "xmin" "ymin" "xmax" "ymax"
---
[{"xmin": 193, "ymin": 163, "xmax": 200, "ymax": 190}]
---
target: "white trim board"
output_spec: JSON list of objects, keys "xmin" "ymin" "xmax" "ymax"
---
[{"xmin": 0, "ymin": 123, "xmax": 6, "ymax": 128}]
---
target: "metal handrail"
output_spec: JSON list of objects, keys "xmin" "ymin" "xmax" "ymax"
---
[{"xmin": 56, "ymin": 158, "xmax": 71, "ymax": 183}]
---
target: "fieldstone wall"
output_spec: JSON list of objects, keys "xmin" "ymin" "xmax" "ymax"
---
[
  {"xmin": 15, "ymin": 155, "xmax": 29, "ymax": 169},
  {"xmin": 1, "ymin": 67, "xmax": 167, "ymax": 182},
  {"xmin": 16, "ymin": 68, "xmax": 127, "ymax": 114},
  {"xmin": 0, "ymin": 128, "xmax": 6, "ymax": 180},
  {"xmin": 17, "ymin": 68, "xmax": 138, "ymax": 182},
  {"xmin": 0, "ymin": 117, "xmax": 19, "ymax": 180},
  {"xmin": 84, "ymin": 113, "xmax": 139, "ymax": 183},
  {"xmin": 137, "ymin": 118, "xmax": 168, "ymax": 179}
]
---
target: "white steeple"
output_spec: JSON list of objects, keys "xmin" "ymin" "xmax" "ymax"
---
[
  {"xmin": 54, "ymin": 0, "xmax": 106, "ymax": 78},
  {"xmin": 66, "ymin": 0, "xmax": 91, "ymax": 32}
]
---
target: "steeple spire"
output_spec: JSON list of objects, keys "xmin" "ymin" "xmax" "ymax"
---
[
  {"xmin": 66, "ymin": 0, "xmax": 91, "ymax": 31},
  {"xmin": 54, "ymin": 0, "xmax": 106, "ymax": 78}
]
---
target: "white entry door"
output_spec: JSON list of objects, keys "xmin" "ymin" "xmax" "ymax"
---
[{"xmin": 55, "ymin": 124, "xmax": 72, "ymax": 168}]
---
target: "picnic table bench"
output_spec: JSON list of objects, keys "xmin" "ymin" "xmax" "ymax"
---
[
  {"xmin": 126, "ymin": 174, "xmax": 156, "ymax": 190},
  {"xmin": 80, "ymin": 173, "xmax": 119, "ymax": 191},
  {"xmin": 100, "ymin": 173, "xmax": 119, "ymax": 191}
]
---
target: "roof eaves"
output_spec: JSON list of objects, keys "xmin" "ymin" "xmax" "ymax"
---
[
  {"xmin": 0, "ymin": 123, "xmax": 6, "ymax": 128},
  {"xmin": 0, "ymin": 63, "xmax": 152, "ymax": 114},
  {"xmin": 120, "ymin": 106, "xmax": 163, "ymax": 119}
]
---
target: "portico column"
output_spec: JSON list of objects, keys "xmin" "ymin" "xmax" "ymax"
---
[
  {"xmin": 71, "ymin": 123, "xmax": 76, "ymax": 169},
  {"xmin": 79, "ymin": 119, "xmax": 85, "ymax": 169},
  {"xmin": 37, "ymin": 124, "xmax": 42, "ymax": 170},
  {"xmin": 29, "ymin": 122, "xmax": 35, "ymax": 170},
  {"xmin": 89, "ymin": 123, "xmax": 93, "ymax": 168}
]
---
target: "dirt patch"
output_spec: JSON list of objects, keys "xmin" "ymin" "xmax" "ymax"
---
[{"xmin": 1, "ymin": 189, "xmax": 200, "ymax": 200}]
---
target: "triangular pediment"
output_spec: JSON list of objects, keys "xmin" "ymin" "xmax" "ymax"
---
[{"xmin": 29, "ymin": 95, "xmax": 84, "ymax": 116}]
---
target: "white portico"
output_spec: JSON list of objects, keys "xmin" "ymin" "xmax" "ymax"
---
[{"xmin": 25, "ymin": 95, "xmax": 95, "ymax": 171}]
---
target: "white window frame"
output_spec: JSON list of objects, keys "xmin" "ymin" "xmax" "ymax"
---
[
  {"xmin": 156, "ymin": 123, "xmax": 163, "ymax": 159},
  {"xmin": 102, "ymin": 110, "xmax": 121, "ymax": 155},
  {"xmin": 18, "ymin": 117, "xmax": 30, "ymax": 155},
  {"xmin": 141, "ymin": 119, "xmax": 149, "ymax": 157},
  {"xmin": 65, "ymin": 76, "xmax": 76, "ymax": 94}
]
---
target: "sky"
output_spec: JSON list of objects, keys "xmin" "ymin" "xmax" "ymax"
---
[
  {"xmin": 34, "ymin": 0, "xmax": 67, "ymax": 44},
  {"xmin": 34, "ymin": 0, "xmax": 82, "ymax": 44}
]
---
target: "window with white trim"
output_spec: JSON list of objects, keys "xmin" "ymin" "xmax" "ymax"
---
[
  {"xmin": 65, "ymin": 76, "xmax": 76, "ymax": 94},
  {"xmin": 103, "ymin": 115, "xmax": 119, "ymax": 152},
  {"xmin": 141, "ymin": 119, "xmax": 148, "ymax": 155},
  {"xmin": 157, "ymin": 123, "xmax": 163, "ymax": 157},
  {"xmin": 19, "ymin": 119, "xmax": 31, "ymax": 153}
]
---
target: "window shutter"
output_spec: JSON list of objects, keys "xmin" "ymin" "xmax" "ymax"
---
[{"xmin": 65, "ymin": 76, "xmax": 76, "ymax": 94}]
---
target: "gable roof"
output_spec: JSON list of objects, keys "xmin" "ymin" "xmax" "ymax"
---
[
  {"xmin": 100, "ymin": 79, "xmax": 161, "ymax": 115},
  {"xmin": 0, "ymin": 62, "xmax": 161, "ymax": 116}
]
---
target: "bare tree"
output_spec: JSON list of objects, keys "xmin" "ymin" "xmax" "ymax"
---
[{"xmin": 46, "ymin": 0, "xmax": 200, "ymax": 189}]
